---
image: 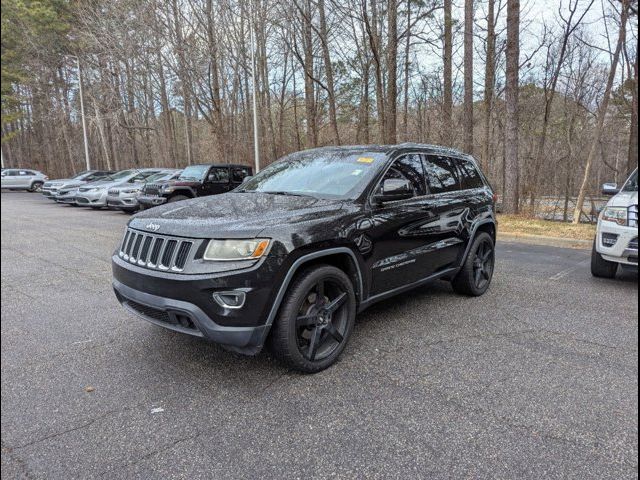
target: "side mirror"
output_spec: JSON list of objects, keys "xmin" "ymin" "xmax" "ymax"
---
[
  {"xmin": 242, "ymin": 175, "xmax": 253, "ymax": 184},
  {"xmin": 602, "ymin": 183, "xmax": 620, "ymax": 196},
  {"xmin": 373, "ymin": 178, "xmax": 414, "ymax": 204}
]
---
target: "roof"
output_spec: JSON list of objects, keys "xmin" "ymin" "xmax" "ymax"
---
[{"xmin": 286, "ymin": 143, "xmax": 471, "ymax": 158}]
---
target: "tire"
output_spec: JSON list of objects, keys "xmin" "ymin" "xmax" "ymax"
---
[
  {"xmin": 590, "ymin": 240, "xmax": 618, "ymax": 278},
  {"xmin": 90, "ymin": 206, "xmax": 103, "ymax": 210},
  {"xmin": 451, "ymin": 232, "xmax": 495, "ymax": 296},
  {"xmin": 29, "ymin": 182, "xmax": 43, "ymax": 193},
  {"xmin": 168, "ymin": 194, "xmax": 189, "ymax": 203},
  {"xmin": 121, "ymin": 208, "xmax": 137, "ymax": 214},
  {"xmin": 268, "ymin": 265, "xmax": 356, "ymax": 373}
]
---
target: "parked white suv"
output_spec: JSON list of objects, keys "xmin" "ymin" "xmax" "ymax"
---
[
  {"xmin": 591, "ymin": 169, "xmax": 638, "ymax": 278},
  {"xmin": 1, "ymin": 169, "xmax": 48, "ymax": 192}
]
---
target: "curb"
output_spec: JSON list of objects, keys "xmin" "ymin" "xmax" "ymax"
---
[{"xmin": 497, "ymin": 232, "xmax": 592, "ymax": 250}]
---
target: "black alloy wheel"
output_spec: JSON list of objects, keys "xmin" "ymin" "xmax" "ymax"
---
[
  {"xmin": 295, "ymin": 278, "xmax": 349, "ymax": 361},
  {"xmin": 451, "ymin": 231, "xmax": 495, "ymax": 296},
  {"xmin": 269, "ymin": 265, "xmax": 356, "ymax": 373},
  {"xmin": 472, "ymin": 239, "xmax": 494, "ymax": 290}
]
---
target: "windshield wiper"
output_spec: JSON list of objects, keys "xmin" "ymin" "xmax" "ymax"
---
[{"xmin": 263, "ymin": 191, "xmax": 315, "ymax": 198}]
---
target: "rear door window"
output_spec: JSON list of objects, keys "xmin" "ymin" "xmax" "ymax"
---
[
  {"xmin": 423, "ymin": 155, "xmax": 460, "ymax": 194},
  {"xmin": 457, "ymin": 160, "xmax": 485, "ymax": 190}
]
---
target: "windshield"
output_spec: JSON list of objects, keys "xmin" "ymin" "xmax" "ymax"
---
[
  {"xmin": 72, "ymin": 170, "xmax": 91, "ymax": 179},
  {"xmin": 622, "ymin": 170, "xmax": 638, "ymax": 192},
  {"xmin": 145, "ymin": 172, "xmax": 175, "ymax": 183},
  {"xmin": 104, "ymin": 169, "xmax": 136, "ymax": 181},
  {"xmin": 238, "ymin": 151, "xmax": 387, "ymax": 199},
  {"xmin": 179, "ymin": 165, "xmax": 209, "ymax": 181}
]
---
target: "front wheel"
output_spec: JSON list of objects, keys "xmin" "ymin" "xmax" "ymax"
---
[
  {"xmin": 167, "ymin": 194, "xmax": 189, "ymax": 203},
  {"xmin": 451, "ymin": 232, "xmax": 495, "ymax": 296},
  {"xmin": 268, "ymin": 265, "xmax": 356, "ymax": 373},
  {"xmin": 590, "ymin": 240, "xmax": 618, "ymax": 278}
]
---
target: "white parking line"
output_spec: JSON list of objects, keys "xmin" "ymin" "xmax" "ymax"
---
[{"xmin": 549, "ymin": 258, "xmax": 591, "ymax": 281}]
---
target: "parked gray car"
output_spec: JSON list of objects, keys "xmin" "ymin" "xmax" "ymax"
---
[
  {"xmin": 1, "ymin": 169, "xmax": 48, "ymax": 192},
  {"xmin": 106, "ymin": 169, "xmax": 181, "ymax": 213},
  {"xmin": 42, "ymin": 170, "xmax": 115, "ymax": 199},
  {"xmin": 73, "ymin": 168, "xmax": 166, "ymax": 209}
]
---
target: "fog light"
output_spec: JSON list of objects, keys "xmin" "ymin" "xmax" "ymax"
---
[
  {"xmin": 212, "ymin": 291, "xmax": 246, "ymax": 309},
  {"xmin": 602, "ymin": 233, "xmax": 618, "ymax": 248}
]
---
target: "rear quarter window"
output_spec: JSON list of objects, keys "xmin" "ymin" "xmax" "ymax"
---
[{"xmin": 457, "ymin": 160, "xmax": 485, "ymax": 190}]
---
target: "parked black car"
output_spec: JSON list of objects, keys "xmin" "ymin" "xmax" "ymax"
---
[
  {"xmin": 112, "ymin": 144, "xmax": 497, "ymax": 372},
  {"xmin": 137, "ymin": 163, "xmax": 252, "ymax": 207}
]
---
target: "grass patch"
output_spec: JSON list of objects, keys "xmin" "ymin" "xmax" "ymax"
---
[{"xmin": 497, "ymin": 214, "xmax": 596, "ymax": 241}]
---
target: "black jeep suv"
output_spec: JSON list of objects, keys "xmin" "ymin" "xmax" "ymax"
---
[
  {"xmin": 112, "ymin": 144, "xmax": 497, "ymax": 372},
  {"xmin": 137, "ymin": 163, "xmax": 252, "ymax": 207}
]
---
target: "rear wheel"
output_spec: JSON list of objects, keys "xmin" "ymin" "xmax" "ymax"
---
[
  {"xmin": 168, "ymin": 194, "xmax": 189, "ymax": 203},
  {"xmin": 590, "ymin": 240, "xmax": 618, "ymax": 278},
  {"xmin": 451, "ymin": 232, "xmax": 495, "ymax": 296},
  {"xmin": 268, "ymin": 265, "xmax": 356, "ymax": 373},
  {"xmin": 29, "ymin": 181, "xmax": 43, "ymax": 193}
]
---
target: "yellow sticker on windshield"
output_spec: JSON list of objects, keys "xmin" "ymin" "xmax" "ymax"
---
[{"xmin": 357, "ymin": 157, "xmax": 374, "ymax": 164}]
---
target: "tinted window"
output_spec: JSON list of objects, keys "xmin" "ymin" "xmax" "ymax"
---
[
  {"xmin": 457, "ymin": 160, "xmax": 484, "ymax": 190},
  {"xmin": 381, "ymin": 154, "xmax": 426, "ymax": 196},
  {"xmin": 423, "ymin": 156, "xmax": 460, "ymax": 194},
  {"xmin": 208, "ymin": 167, "xmax": 229, "ymax": 183},
  {"xmin": 231, "ymin": 167, "xmax": 251, "ymax": 183}
]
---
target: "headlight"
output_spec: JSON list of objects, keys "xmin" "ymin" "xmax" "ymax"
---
[
  {"xmin": 122, "ymin": 188, "xmax": 140, "ymax": 194},
  {"xmin": 601, "ymin": 207, "xmax": 628, "ymax": 226},
  {"xmin": 203, "ymin": 239, "xmax": 270, "ymax": 261},
  {"xmin": 161, "ymin": 186, "xmax": 175, "ymax": 193},
  {"xmin": 88, "ymin": 187, "xmax": 102, "ymax": 192}
]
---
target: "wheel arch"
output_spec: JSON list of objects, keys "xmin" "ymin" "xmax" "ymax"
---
[
  {"xmin": 457, "ymin": 218, "xmax": 497, "ymax": 271},
  {"xmin": 265, "ymin": 248, "xmax": 364, "ymax": 330}
]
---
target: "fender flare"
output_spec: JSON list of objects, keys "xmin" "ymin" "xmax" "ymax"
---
[
  {"xmin": 169, "ymin": 187, "xmax": 196, "ymax": 199},
  {"xmin": 456, "ymin": 217, "xmax": 497, "ymax": 270},
  {"xmin": 264, "ymin": 247, "xmax": 364, "ymax": 329}
]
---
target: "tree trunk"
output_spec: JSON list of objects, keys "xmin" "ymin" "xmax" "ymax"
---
[
  {"xmin": 573, "ymin": 0, "xmax": 629, "ymax": 224},
  {"xmin": 302, "ymin": 0, "xmax": 318, "ymax": 147},
  {"xmin": 627, "ymin": 47, "xmax": 638, "ymax": 175},
  {"xmin": 318, "ymin": 0, "xmax": 340, "ymax": 145},
  {"xmin": 482, "ymin": 0, "xmax": 496, "ymax": 172},
  {"xmin": 463, "ymin": 0, "xmax": 474, "ymax": 154},
  {"xmin": 503, "ymin": 0, "xmax": 520, "ymax": 214},
  {"xmin": 385, "ymin": 0, "xmax": 398, "ymax": 144},
  {"xmin": 442, "ymin": 0, "xmax": 453, "ymax": 146}
]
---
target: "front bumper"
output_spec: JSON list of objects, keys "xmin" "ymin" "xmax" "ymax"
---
[
  {"xmin": 56, "ymin": 194, "xmax": 77, "ymax": 204},
  {"xmin": 113, "ymin": 279, "xmax": 268, "ymax": 354},
  {"xmin": 138, "ymin": 195, "xmax": 167, "ymax": 207},
  {"xmin": 107, "ymin": 194, "xmax": 140, "ymax": 210},
  {"xmin": 112, "ymin": 254, "xmax": 282, "ymax": 354},
  {"xmin": 76, "ymin": 190, "xmax": 107, "ymax": 207},
  {"xmin": 596, "ymin": 221, "xmax": 638, "ymax": 266}
]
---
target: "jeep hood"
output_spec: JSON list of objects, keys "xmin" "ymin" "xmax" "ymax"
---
[
  {"xmin": 128, "ymin": 192, "xmax": 345, "ymax": 238},
  {"xmin": 607, "ymin": 190, "xmax": 638, "ymax": 208}
]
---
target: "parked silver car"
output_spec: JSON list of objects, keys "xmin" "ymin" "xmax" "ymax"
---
[
  {"xmin": 106, "ymin": 169, "xmax": 180, "ymax": 213},
  {"xmin": 74, "ymin": 168, "xmax": 167, "ymax": 209},
  {"xmin": 42, "ymin": 170, "xmax": 115, "ymax": 199},
  {"xmin": 1, "ymin": 169, "xmax": 48, "ymax": 192}
]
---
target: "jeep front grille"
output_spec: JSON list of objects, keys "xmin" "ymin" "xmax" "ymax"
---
[
  {"xmin": 629, "ymin": 205, "xmax": 638, "ymax": 228},
  {"xmin": 108, "ymin": 189, "xmax": 120, "ymax": 196},
  {"xmin": 119, "ymin": 228, "xmax": 195, "ymax": 272}
]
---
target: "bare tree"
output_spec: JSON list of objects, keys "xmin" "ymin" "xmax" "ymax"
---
[
  {"xmin": 463, "ymin": 0, "xmax": 474, "ymax": 154},
  {"xmin": 503, "ymin": 0, "xmax": 520, "ymax": 214},
  {"xmin": 573, "ymin": 0, "xmax": 630, "ymax": 224}
]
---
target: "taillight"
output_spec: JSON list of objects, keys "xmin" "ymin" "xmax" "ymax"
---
[
  {"xmin": 44, "ymin": 176, "xmax": 49, "ymax": 180},
  {"xmin": 492, "ymin": 193, "xmax": 498, "ymax": 203}
]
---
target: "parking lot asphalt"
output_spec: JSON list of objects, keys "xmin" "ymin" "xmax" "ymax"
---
[{"xmin": 1, "ymin": 191, "xmax": 638, "ymax": 480}]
